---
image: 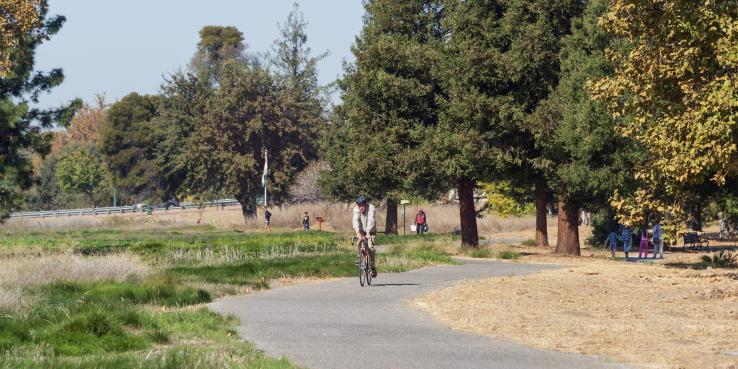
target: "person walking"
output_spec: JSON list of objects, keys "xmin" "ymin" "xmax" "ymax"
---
[
  {"xmin": 606, "ymin": 230, "xmax": 619, "ymax": 258},
  {"xmin": 264, "ymin": 207, "xmax": 272, "ymax": 233},
  {"xmin": 652, "ymin": 222, "xmax": 664, "ymax": 259},
  {"xmin": 415, "ymin": 209, "xmax": 427, "ymax": 235},
  {"xmin": 302, "ymin": 212, "xmax": 310, "ymax": 231},
  {"xmin": 620, "ymin": 225, "xmax": 632, "ymax": 260},
  {"xmin": 638, "ymin": 227, "xmax": 649, "ymax": 258}
]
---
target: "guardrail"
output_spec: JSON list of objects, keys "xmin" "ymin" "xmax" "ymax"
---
[{"xmin": 9, "ymin": 199, "xmax": 241, "ymax": 219}]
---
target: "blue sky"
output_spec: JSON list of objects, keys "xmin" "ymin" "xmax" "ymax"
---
[{"xmin": 35, "ymin": 1, "xmax": 365, "ymax": 109}]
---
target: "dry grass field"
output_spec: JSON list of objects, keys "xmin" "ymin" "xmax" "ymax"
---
[
  {"xmin": 415, "ymin": 234, "xmax": 738, "ymax": 369},
  {"xmin": 0, "ymin": 202, "xmax": 538, "ymax": 235}
]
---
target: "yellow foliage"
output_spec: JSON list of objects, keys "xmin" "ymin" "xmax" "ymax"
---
[
  {"xmin": 592, "ymin": 0, "xmax": 738, "ymax": 235},
  {"xmin": 0, "ymin": 0, "xmax": 44, "ymax": 76}
]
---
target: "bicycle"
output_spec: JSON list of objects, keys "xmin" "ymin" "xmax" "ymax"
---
[{"xmin": 353, "ymin": 236, "xmax": 372, "ymax": 287}]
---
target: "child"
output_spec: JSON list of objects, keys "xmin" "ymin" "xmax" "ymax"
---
[
  {"xmin": 302, "ymin": 212, "xmax": 310, "ymax": 231},
  {"xmin": 264, "ymin": 207, "xmax": 272, "ymax": 233},
  {"xmin": 638, "ymin": 227, "xmax": 649, "ymax": 258},
  {"xmin": 606, "ymin": 230, "xmax": 619, "ymax": 258}
]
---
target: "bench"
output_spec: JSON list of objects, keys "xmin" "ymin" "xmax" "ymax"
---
[{"xmin": 682, "ymin": 232, "xmax": 709, "ymax": 251}]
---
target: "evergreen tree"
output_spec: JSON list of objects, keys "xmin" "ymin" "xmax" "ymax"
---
[
  {"xmin": 99, "ymin": 93, "xmax": 164, "ymax": 203},
  {"xmin": 322, "ymin": 0, "xmax": 446, "ymax": 234},
  {"xmin": 0, "ymin": 2, "xmax": 78, "ymax": 219},
  {"xmin": 424, "ymin": 0, "xmax": 582, "ymax": 246},
  {"xmin": 533, "ymin": 0, "xmax": 641, "ymax": 254},
  {"xmin": 269, "ymin": 3, "xmax": 327, "ymax": 203}
]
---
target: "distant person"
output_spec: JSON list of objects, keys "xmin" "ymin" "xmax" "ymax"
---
[
  {"xmin": 638, "ymin": 227, "xmax": 649, "ymax": 258},
  {"xmin": 353, "ymin": 196, "xmax": 377, "ymax": 278},
  {"xmin": 415, "ymin": 209, "xmax": 427, "ymax": 235},
  {"xmin": 620, "ymin": 225, "xmax": 632, "ymax": 260},
  {"xmin": 264, "ymin": 207, "xmax": 272, "ymax": 233},
  {"xmin": 606, "ymin": 230, "xmax": 619, "ymax": 258},
  {"xmin": 652, "ymin": 222, "xmax": 663, "ymax": 259},
  {"xmin": 303, "ymin": 212, "xmax": 310, "ymax": 231}
]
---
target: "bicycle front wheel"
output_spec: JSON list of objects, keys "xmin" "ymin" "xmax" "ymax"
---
[
  {"xmin": 358, "ymin": 257, "xmax": 366, "ymax": 287},
  {"xmin": 364, "ymin": 255, "xmax": 372, "ymax": 286}
]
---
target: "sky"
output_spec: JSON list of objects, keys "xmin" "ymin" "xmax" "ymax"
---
[{"xmin": 35, "ymin": 0, "xmax": 365, "ymax": 109}]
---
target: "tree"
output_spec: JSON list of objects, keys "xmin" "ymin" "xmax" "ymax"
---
[
  {"xmin": 190, "ymin": 25, "xmax": 254, "ymax": 85},
  {"xmin": 55, "ymin": 145, "xmax": 109, "ymax": 208},
  {"xmin": 531, "ymin": 0, "xmax": 642, "ymax": 255},
  {"xmin": 181, "ymin": 62, "xmax": 314, "ymax": 222},
  {"xmin": 425, "ymin": 0, "xmax": 582, "ymax": 246},
  {"xmin": 0, "ymin": 0, "xmax": 42, "ymax": 76},
  {"xmin": 153, "ymin": 71, "xmax": 213, "ymax": 202},
  {"xmin": 52, "ymin": 94, "xmax": 107, "ymax": 151},
  {"xmin": 0, "ymin": 1, "xmax": 78, "ymax": 220},
  {"xmin": 289, "ymin": 160, "xmax": 330, "ymax": 203},
  {"xmin": 269, "ymin": 2, "xmax": 327, "ymax": 204},
  {"xmin": 322, "ymin": 0, "xmax": 446, "ymax": 235},
  {"xmin": 592, "ymin": 0, "xmax": 738, "ymax": 235},
  {"xmin": 99, "ymin": 92, "xmax": 164, "ymax": 203}
]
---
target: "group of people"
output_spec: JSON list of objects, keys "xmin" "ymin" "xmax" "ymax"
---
[
  {"xmin": 606, "ymin": 222, "xmax": 664, "ymax": 260},
  {"xmin": 260, "ymin": 207, "xmax": 311, "ymax": 232}
]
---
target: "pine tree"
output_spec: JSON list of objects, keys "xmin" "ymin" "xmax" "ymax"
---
[{"xmin": 0, "ymin": 2, "xmax": 78, "ymax": 219}]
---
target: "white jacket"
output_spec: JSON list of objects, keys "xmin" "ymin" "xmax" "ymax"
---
[{"xmin": 352, "ymin": 204, "xmax": 376, "ymax": 235}]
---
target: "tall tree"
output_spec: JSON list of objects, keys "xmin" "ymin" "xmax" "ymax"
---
[
  {"xmin": 99, "ymin": 93, "xmax": 164, "ymax": 203},
  {"xmin": 592, "ymin": 0, "xmax": 738, "ymax": 237},
  {"xmin": 153, "ymin": 71, "xmax": 212, "ymax": 202},
  {"xmin": 532, "ymin": 0, "xmax": 641, "ymax": 255},
  {"xmin": 190, "ymin": 25, "xmax": 253, "ymax": 85},
  {"xmin": 269, "ymin": 2, "xmax": 326, "ymax": 204},
  {"xmin": 0, "ymin": 1, "xmax": 77, "ymax": 220},
  {"xmin": 427, "ymin": 0, "xmax": 582, "ymax": 246},
  {"xmin": 322, "ymin": 0, "xmax": 446, "ymax": 234},
  {"xmin": 182, "ymin": 62, "xmax": 314, "ymax": 222}
]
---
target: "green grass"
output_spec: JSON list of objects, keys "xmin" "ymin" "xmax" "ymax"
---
[
  {"xmin": 0, "ymin": 228, "xmax": 340, "ymax": 260},
  {"xmin": 0, "ymin": 226, "xmax": 459, "ymax": 368},
  {"xmin": 468, "ymin": 248, "xmax": 492, "ymax": 258},
  {"xmin": 498, "ymin": 251, "xmax": 520, "ymax": 260},
  {"xmin": 374, "ymin": 233, "xmax": 458, "ymax": 245},
  {"xmin": 166, "ymin": 254, "xmax": 356, "ymax": 287}
]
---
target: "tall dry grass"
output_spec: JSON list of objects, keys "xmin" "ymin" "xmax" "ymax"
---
[
  {"xmin": 0, "ymin": 253, "xmax": 149, "ymax": 308},
  {"xmin": 2, "ymin": 202, "xmax": 539, "ymax": 236}
]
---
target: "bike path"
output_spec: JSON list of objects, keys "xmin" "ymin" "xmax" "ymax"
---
[{"xmin": 209, "ymin": 259, "xmax": 629, "ymax": 369}]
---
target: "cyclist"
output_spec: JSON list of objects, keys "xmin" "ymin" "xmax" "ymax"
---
[{"xmin": 352, "ymin": 196, "xmax": 377, "ymax": 277}]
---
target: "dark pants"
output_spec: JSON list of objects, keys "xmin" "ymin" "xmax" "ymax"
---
[{"xmin": 416, "ymin": 223, "xmax": 425, "ymax": 235}]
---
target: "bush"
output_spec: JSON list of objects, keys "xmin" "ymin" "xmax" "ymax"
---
[
  {"xmin": 700, "ymin": 251, "xmax": 737, "ymax": 268},
  {"xmin": 498, "ymin": 251, "xmax": 520, "ymax": 260}
]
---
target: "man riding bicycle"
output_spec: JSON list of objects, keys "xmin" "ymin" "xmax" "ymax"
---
[{"xmin": 353, "ymin": 196, "xmax": 377, "ymax": 278}]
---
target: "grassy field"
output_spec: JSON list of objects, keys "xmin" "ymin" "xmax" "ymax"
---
[{"xmin": 0, "ymin": 226, "xmax": 456, "ymax": 368}]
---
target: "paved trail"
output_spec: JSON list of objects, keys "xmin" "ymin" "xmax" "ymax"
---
[{"xmin": 209, "ymin": 259, "xmax": 629, "ymax": 369}]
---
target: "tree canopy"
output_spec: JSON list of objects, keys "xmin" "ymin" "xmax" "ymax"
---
[{"xmin": 592, "ymin": 0, "xmax": 738, "ymax": 234}]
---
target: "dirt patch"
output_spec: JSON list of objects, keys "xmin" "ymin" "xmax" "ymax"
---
[{"xmin": 414, "ymin": 256, "xmax": 738, "ymax": 369}]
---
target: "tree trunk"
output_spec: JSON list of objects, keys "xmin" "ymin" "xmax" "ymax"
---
[
  {"xmin": 554, "ymin": 198, "xmax": 580, "ymax": 255},
  {"xmin": 238, "ymin": 196, "xmax": 257, "ymax": 224},
  {"xmin": 535, "ymin": 178, "xmax": 549, "ymax": 247},
  {"xmin": 457, "ymin": 176, "xmax": 479, "ymax": 247},
  {"xmin": 385, "ymin": 198, "xmax": 398, "ymax": 235}
]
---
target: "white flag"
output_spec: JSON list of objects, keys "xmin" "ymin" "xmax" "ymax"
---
[{"xmin": 261, "ymin": 152, "xmax": 268, "ymax": 186}]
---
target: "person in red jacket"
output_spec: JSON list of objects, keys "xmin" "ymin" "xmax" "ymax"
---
[{"xmin": 415, "ymin": 209, "xmax": 427, "ymax": 235}]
